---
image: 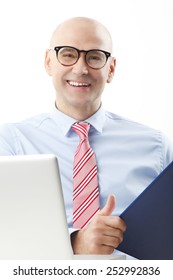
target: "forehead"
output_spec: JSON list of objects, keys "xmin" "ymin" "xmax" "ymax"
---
[{"xmin": 51, "ymin": 19, "xmax": 112, "ymax": 52}]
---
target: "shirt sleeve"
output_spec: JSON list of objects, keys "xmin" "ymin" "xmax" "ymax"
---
[
  {"xmin": 0, "ymin": 124, "xmax": 18, "ymax": 155},
  {"xmin": 161, "ymin": 132, "xmax": 173, "ymax": 169},
  {"xmin": 68, "ymin": 227, "xmax": 79, "ymax": 253}
]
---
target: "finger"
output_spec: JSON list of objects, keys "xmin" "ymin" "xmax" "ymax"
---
[
  {"xmin": 99, "ymin": 194, "xmax": 116, "ymax": 216},
  {"xmin": 100, "ymin": 215, "xmax": 127, "ymax": 232},
  {"xmin": 102, "ymin": 235, "xmax": 123, "ymax": 248},
  {"xmin": 103, "ymin": 227, "xmax": 125, "ymax": 243}
]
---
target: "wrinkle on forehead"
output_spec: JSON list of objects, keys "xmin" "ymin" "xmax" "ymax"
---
[{"xmin": 49, "ymin": 17, "xmax": 113, "ymax": 52}]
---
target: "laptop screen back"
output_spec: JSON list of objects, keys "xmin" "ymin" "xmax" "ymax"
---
[{"xmin": 0, "ymin": 154, "xmax": 73, "ymax": 259}]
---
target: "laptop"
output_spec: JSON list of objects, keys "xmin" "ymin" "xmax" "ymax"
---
[
  {"xmin": 0, "ymin": 154, "xmax": 125, "ymax": 260},
  {"xmin": 117, "ymin": 160, "xmax": 173, "ymax": 260},
  {"xmin": 0, "ymin": 154, "xmax": 73, "ymax": 260}
]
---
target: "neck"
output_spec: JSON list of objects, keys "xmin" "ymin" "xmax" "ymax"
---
[{"xmin": 55, "ymin": 102, "xmax": 101, "ymax": 121}]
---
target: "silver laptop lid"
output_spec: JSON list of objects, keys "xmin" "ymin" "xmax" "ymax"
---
[{"xmin": 0, "ymin": 154, "xmax": 73, "ymax": 259}]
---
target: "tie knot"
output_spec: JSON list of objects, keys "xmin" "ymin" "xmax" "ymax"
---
[{"xmin": 72, "ymin": 122, "xmax": 90, "ymax": 140}]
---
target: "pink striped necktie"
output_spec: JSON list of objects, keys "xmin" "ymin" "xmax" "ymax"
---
[{"xmin": 72, "ymin": 122, "xmax": 100, "ymax": 229}]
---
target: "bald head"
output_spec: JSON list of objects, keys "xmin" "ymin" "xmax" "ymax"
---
[{"xmin": 50, "ymin": 17, "xmax": 113, "ymax": 53}]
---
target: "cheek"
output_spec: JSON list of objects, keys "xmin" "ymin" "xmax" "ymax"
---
[
  {"xmin": 94, "ymin": 76, "xmax": 108, "ymax": 96},
  {"xmin": 97, "ymin": 70, "xmax": 109, "ymax": 86},
  {"xmin": 51, "ymin": 67, "xmax": 65, "ymax": 86},
  {"xmin": 51, "ymin": 72, "xmax": 63, "ymax": 92}
]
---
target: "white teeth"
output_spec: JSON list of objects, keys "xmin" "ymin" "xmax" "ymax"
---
[{"xmin": 68, "ymin": 81, "xmax": 89, "ymax": 87}]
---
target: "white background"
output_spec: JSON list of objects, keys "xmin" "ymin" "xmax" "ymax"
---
[
  {"xmin": 0, "ymin": 0, "xmax": 172, "ymax": 140},
  {"xmin": 0, "ymin": 1, "xmax": 173, "ymax": 275}
]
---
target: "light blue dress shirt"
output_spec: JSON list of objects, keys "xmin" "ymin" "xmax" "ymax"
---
[{"xmin": 0, "ymin": 106, "xmax": 173, "ymax": 235}]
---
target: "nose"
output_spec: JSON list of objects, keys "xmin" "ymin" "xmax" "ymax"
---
[{"xmin": 72, "ymin": 54, "xmax": 89, "ymax": 75}]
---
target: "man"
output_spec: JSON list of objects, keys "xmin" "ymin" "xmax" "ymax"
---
[{"xmin": 0, "ymin": 17, "xmax": 173, "ymax": 255}]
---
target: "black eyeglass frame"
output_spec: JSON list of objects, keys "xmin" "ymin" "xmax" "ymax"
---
[{"xmin": 49, "ymin": 46, "xmax": 111, "ymax": 69}]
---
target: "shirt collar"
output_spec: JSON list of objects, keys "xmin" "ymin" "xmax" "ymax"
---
[{"xmin": 51, "ymin": 105, "xmax": 106, "ymax": 136}]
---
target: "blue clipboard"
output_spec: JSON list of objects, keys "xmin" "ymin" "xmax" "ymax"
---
[{"xmin": 117, "ymin": 161, "xmax": 173, "ymax": 259}]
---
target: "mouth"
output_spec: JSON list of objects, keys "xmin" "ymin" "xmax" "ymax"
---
[{"xmin": 67, "ymin": 80, "xmax": 91, "ymax": 87}]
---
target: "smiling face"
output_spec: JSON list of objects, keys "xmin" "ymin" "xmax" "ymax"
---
[{"xmin": 45, "ymin": 17, "xmax": 116, "ymax": 120}]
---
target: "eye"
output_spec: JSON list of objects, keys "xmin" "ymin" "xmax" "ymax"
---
[
  {"xmin": 88, "ymin": 55, "xmax": 101, "ymax": 61},
  {"xmin": 59, "ymin": 48, "xmax": 77, "ymax": 60},
  {"xmin": 62, "ymin": 52, "xmax": 76, "ymax": 58},
  {"xmin": 87, "ymin": 51, "xmax": 105, "ymax": 63}
]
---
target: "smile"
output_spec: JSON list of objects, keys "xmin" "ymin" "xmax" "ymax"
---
[{"xmin": 67, "ymin": 81, "xmax": 91, "ymax": 87}]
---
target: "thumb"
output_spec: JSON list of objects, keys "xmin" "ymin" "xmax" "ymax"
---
[{"xmin": 99, "ymin": 194, "xmax": 116, "ymax": 216}]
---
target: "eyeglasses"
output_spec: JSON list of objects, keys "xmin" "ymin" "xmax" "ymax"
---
[{"xmin": 50, "ymin": 46, "xmax": 111, "ymax": 69}]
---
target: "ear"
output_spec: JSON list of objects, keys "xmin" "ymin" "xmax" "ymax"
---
[
  {"xmin": 44, "ymin": 50, "xmax": 52, "ymax": 76},
  {"xmin": 107, "ymin": 57, "xmax": 116, "ymax": 83}
]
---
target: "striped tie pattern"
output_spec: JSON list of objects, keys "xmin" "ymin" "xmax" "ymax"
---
[{"xmin": 72, "ymin": 122, "xmax": 100, "ymax": 229}]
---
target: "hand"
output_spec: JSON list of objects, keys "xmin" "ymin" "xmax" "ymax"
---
[{"xmin": 71, "ymin": 194, "xmax": 126, "ymax": 254}]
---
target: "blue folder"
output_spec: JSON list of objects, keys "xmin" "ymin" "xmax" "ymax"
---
[{"xmin": 117, "ymin": 161, "xmax": 173, "ymax": 259}]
